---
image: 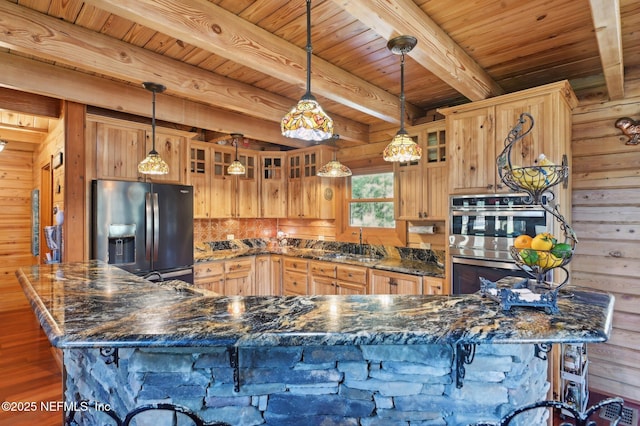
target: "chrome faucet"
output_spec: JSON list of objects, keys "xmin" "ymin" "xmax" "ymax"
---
[{"xmin": 351, "ymin": 227, "xmax": 363, "ymax": 255}]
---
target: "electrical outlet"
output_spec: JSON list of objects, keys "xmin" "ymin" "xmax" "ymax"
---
[
  {"xmin": 226, "ymin": 234, "xmax": 235, "ymax": 240},
  {"xmin": 318, "ymin": 235, "xmax": 325, "ymax": 241},
  {"xmin": 420, "ymin": 242, "xmax": 431, "ymax": 249}
]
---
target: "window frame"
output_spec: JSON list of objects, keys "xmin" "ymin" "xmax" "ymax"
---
[{"xmin": 336, "ymin": 165, "xmax": 406, "ymax": 246}]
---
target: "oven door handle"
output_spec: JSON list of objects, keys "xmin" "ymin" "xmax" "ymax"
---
[{"xmin": 451, "ymin": 256, "xmax": 522, "ymax": 271}]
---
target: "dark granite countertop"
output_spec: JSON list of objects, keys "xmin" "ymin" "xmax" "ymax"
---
[
  {"xmin": 16, "ymin": 261, "xmax": 614, "ymax": 349},
  {"xmin": 195, "ymin": 245, "xmax": 445, "ymax": 278}
]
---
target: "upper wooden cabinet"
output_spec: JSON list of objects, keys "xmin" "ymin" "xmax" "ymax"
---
[
  {"xmin": 287, "ymin": 145, "xmax": 337, "ymax": 219},
  {"xmin": 259, "ymin": 152, "xmax": 287, "ymax": 218},
  {"xmin": 439, "ymin": 81, "xmax": 577, "ymax": 195},
  {"xmin": 188, "ymin": 142, "xmax": 258, "ymax": 218},
  {"xmin": 394, "ymin": 122, "xmax": 448, "ymax": 221},
  {"xmin": 89, "ymin": 115, "xmax": 193, "ymax": 184}
]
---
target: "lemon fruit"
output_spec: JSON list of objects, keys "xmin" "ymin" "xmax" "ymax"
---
[
  {"xmin": 537, "ymin": 251, "xmax": 563, "ymax": 268},
  {"xmin": 514, "ymin": 234, "xmax": 533, "ymax": 249},
  {"xmin": 531, "ymin": 232, "xmax": 556, "ymax": 251}
]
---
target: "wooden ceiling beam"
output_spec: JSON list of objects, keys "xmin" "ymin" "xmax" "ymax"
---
[
  {"xmin": 83, "ymin": 0, "xmax": 421, "ymax": 124},
  {"xmin": 0, "ymin": 127, "xmax": 47, "ymax": 144},
  {"xmin": 331, "ymin": 0, "xmax": 504, "ymax": 102},
  {"xmin": 0, "ymin": 53, "xmax": 311, "ymax": 149},
  {"xmin": 589, "ymin": 0, "xmax": 624, "ymax": 100},
  {"xmin": 0, "ymin": 88, "xmax": 61, "ymax": 118},
  {"xmin": 0, "ymin": 1, "xmax": 368, "ymax": 144}
]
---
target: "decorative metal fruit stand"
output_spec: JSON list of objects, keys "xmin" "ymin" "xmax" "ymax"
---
[{"xmin": 480, "ymin": 112, "xmax": 578, "ymax": 314}]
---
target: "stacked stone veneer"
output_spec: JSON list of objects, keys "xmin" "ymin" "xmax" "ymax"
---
[{"xmin": 64, "ymin": 344, "xmax": 549, "ymax": 426}]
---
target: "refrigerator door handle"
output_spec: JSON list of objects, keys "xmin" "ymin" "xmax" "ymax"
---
[
  {"xmin": 153, "ymin": 192, "xmax": 159, "ymax": 262},
  {"xmin": 145, "ymin": 192, "xmax": 153, "ymax": 261}
]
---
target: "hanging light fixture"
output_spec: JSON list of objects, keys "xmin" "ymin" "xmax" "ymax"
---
[
  {"xmin": 317, "ymin": 136, "xmax": 351, "ymax": 177},
  {"xmin": 138, "ymin": 82, "xmax": 169, "ymax": 175},
  {"xmin": 0, "ymin": 140, "xmax": 7, "ymax": 153},
  {"xmin": 281, "ymin": 0, "xmax": 334, "ymax": 142},
  {"xmin": 383, "ymin": 36, "xmax": 423, "ymax": 162},
  {"xmin": 227, "ymin": 133, "xmax": 246, "ymax": 175}
]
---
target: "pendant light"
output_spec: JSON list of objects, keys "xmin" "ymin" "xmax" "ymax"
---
[
  {"xmin": 227, "ymin": 133, "xmax": 246, "ymax": 175},
  {"xmin": 138, "ymin": 82, "xmax": 169, "ymax": 175},
  {"xmin": 317, "ymin": 136, "xmax": 351, "ymax": 177},
  {"xmin": 383, "ymin": 36, "xmax": 423, "ymax": 162},
  {"xmin": 281, "ymin": 0, "xmax": 334, "ymax": 142}
]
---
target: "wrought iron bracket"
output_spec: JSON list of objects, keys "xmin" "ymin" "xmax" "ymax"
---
[
  {"xmin": 534, "ymin": 343, "xmax": 553, "ymax": 360},
  {"xmin": 100, "ymin": 348, "xmax": 119, "ymax": 367},
  {"xmin": 228, "ymin": 346, "xmax": 240, "ymax": 392},
  {"xmin": 454, "ymin": 343, "xmax": 477, "ymax": 389}
]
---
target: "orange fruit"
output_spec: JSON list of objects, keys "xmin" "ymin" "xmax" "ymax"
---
[{"xmin": 514, "ymin": 234, "xmax": 533, "ymax": 249}]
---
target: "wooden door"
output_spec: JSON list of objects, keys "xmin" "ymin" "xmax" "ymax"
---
[
  {"xmin": 254, "ymin": 255, "xmax": 271, "ymax": 295},
  {"xmin": 260, "ymin": 153, "xmax": 287, "ymax": 218},
  {"xmin": 95, "ymin": 122, "xmax": 144, "ymax": 180},
  {"xmin": 287, "ymin": 153, "xmax": 303, "ymax": 218},
  {"xmin": 369, "ymin": 270, "xmax": 422, "ymax": 295},
  {"xmin": 424, "ymin": 164, "xmax": 448, "ymax": 220},
  {"xmin": 147, "ymin": 130, "xmax": 184, "ymax": 184},
  {"xmin": 211, "ymin": 148, "xmax": 234, "ymax": 218},
  {"xmin": 270, "ymin": 255, "xmax": 283, "ymax": 295},
  {"xmin": 447, "ymin": 107, "xmax": 496, "ymax": 194},
  {"xmin": 235, "ymin": 151, "xmax": 258, "ymax": 218},
  {"xmin": 395, "ymin": 159, "xmax": 423, "ymax": 220},
  {"xmin": 311, "ymin": 275, "xmax": 337, "ymax": 295},
  {"xmin": 189, "ymin": 143, "xmax": 210, "ymax": 218}
]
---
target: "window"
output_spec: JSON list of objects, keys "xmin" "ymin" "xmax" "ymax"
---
[{"xmin": 348, "ymin": 172, "xmax": 395, "ymax": 228}]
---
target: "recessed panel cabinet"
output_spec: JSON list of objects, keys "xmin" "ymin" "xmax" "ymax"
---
[
  {"xmin": 260, "ymin": 152, "xmax": 287, "ymax": 218},
  {"xmin": 369, "ymin": 269, "xmax": 422, "ymax": 295},
  {"xmin": 395, "ymin": 123, "xmax": 448, "ymax": 220},
  {"xmin": 90, "ymin": 115, "xmax": 192, "ymax": 184},
  {"xmin": 188, "ymin": 142, "xmax": 258, "ymax": 219},
  {"xmin": 287, "ymin": 145, "xmax": 337, "ymax": 219},
  {"xmin": 440, "ymin": 81, "xmax": 577, "ymax": 195}
]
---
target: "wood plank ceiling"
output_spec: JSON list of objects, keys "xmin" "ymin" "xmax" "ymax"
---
[{"xmin": 0, "ymin": 0, "xmax": 633, "ymax": 149}]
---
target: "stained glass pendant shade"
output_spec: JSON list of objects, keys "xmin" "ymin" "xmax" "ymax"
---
[
  {"xmin": 383, "ymin": 36, "xmax": 422, "ymax": 162},
  {"xmin": 281, "ymin": 0, "xmax": 334, "ymax": 142},
  {"xmin": 138, "ymin": 82, "xmax": 170, "ymax": 175},
  {"xmin": 317, "ymin": 159, "xmax": 352, "ymax": 177},
  {"xmin": 227, "ymin": 134, "xmax": 246, "ymax": 175}
]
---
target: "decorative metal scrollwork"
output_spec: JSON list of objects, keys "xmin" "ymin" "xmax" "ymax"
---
[
  {"xmin": 534, "ymin": 343, "xmax": 553, "ymax": 360},
  {"xmin": 66, "ymin": 401, "xmax": 233, "ymax": 426},
  {"xmin": 228, "ymin": 346, "xmax": 240, "ymax": 392},
  {"xmin": 471, "ymin": 396, "xmax": 624, "ymax": 426},
  {"xmin": 99, "ymin": 348, "xmax": 119, "ymax": 367},
  {"xmin": 455, "ymin": 343, "xmax": 476, "ymax": 388}
]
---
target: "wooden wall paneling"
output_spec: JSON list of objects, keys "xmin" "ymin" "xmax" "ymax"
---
[{"xmin": 571, "ymin": 74, "xmax": 640, "ymax": 404}]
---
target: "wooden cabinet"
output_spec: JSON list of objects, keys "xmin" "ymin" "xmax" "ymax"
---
[
  {"xmin": 270, "ymin": 255, "xmax": 283, "ymax": 295},
  {"xmin": 194, "ymin": 261, "xmax": 224, "ymax": 294},
  {"xmin": 194, "ymin": 258, "xmax": 254, "ymax": 296},
  {"xmin": 259, "ymin": 152, "xmax": 287, "ymax": 218},
  {"xmin": 254, "ymin": 255, "xmax": 272, "ymax": 295},
  {"xmin": 224, "ymin": 257, "xmax": 255, "ymax": 296},
  {"xmin": 369, "ymin": 269, "xmax": 422, "ymax": 295},
  {"xmin": 309, "ymin": 260, "xmax": 337, "ymax": 295},
  {"xmin": 336, "ymin": 264, "xmax": 368, "ymax": 295},
  {"xmin": 440, "ymin": 81, "xmax": 577, "ymax": 195},
  {"xmin": 395, "ymin": 122, "xmax": 448, "ymax": 220},
  {"xmin": 189, "ymin": 142, "xmax": 258, "ymax": 218},
  {"xmin": 282, "ymin": 257, "xmax": 308, "ymax": 295},
  {"xmin": 90, "ymin": 115, "xmax": 192, "ymax": 184},
  {"xmin": 423, "ymin": 276, "xmax": 444, "ymax": 295},
  {"xmin": 287, "ymin": 145, "xmax": 337, "ymax": 219}
]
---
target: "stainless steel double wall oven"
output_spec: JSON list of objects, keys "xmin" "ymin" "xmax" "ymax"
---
[{"xmin": 449, "ymin": 193, "xmax": 551, "ymax": 294}]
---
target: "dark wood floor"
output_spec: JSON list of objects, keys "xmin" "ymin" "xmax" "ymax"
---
[{"xmin": 0, "ymin": 276, "xmax": 62, "ymax": 426}]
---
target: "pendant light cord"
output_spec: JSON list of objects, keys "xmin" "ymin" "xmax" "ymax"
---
[
  {"xmin": 399, "ymin": 51, "xmax": 406, "ymax": 134},
  {"xmin": 151, "ymin": 88, "xmax": 158, "ymax": 154},
  {"xmin": 304, "ymin": 0, "xmax": 313, "ymax": 99}
]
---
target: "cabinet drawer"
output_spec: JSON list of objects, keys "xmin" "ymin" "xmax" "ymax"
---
[
  {"xmin": 194, "ymin": 261, "xmax": 224, "ymax": 279},
  {"xmin": 309, "ymin": 260, "xmax": 336, "ymax": 278},
  {"xmin": 283, "ymin": 270, "xmax": 308, "ymax": 295},
  {"xmin": 283, "ymin": 257, "xmax": 308, "ymax": 272},
  {"xmin": 225, "ymin": 258, "xmax": 253, "ymax": 274},
  {"xmin": 337, "ymin": 265, "xmax": 367, "ymax": 283}
]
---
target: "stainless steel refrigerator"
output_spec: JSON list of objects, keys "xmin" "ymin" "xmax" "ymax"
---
[{"xmin": 91, "ymin": 179, "xmax": 194, "ymax": 283}]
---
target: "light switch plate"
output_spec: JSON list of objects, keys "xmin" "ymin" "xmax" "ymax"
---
[{"xmin": 226, "ymin": 234, "xmax": 235, "ymax": 240}]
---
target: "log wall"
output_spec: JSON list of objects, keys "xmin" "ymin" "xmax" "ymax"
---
[{"xmin": 572, "ymin": 69, "xmax": 640, "ymax": 404}]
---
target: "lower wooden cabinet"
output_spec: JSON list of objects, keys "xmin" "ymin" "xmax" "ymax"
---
[
  {"xmin": 193, "ymin": 261, "xmax": 225, "ymax": 294},
  {"xmin": 194, "ymin": 257, "xmax": 254, "ymax": 296},
  {"xmin": 283, "ymin": 257, "xmax": 309, "ymax": 296},
  {"xmin": 270, "ymin": 255, "xmax": 283, "ymax": 295},
  {"xmin": 369, "ymin": 269, "xmax": 423, "ymax": 295},
  {"xmin": 254, "ymin": 255, "xmax": 272, "ymax": 295},
  {"xmin": 336, "ymin": 264, "xmax": 367, "ymax": 295},
  {"xmin": 424, "ymin": 276, "xmax": 444, "ymax": 295}
]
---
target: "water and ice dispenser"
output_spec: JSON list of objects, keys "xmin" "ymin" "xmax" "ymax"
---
[{"xmin": 107, "ymin": 224, "xmax": 136, "ymax": 265}]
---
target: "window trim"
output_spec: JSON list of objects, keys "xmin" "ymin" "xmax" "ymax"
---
[{"xmin": 336, "ymin": 166, "xmax": 406, "ymax": 246}]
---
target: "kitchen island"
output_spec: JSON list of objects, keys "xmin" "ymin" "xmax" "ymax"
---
[{"xmin": 17, "ymin": 261, "xmax": 614, "ymax": 425}]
